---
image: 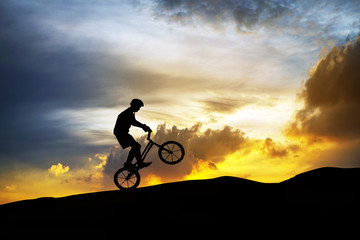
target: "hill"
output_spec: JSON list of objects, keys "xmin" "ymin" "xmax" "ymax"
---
[{"xmin": 1, "ymin": 167, "xmax": 360, "ymax": 225}]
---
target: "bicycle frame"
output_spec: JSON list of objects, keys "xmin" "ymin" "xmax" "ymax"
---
[{"xmin": 140, "ymin": 132, "xmax": 162, "ymax": 161}]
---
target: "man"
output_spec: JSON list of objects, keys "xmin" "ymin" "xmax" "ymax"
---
[{"xmin": 114, "ymin": 99, "xmax": 152, "ymax": 168}]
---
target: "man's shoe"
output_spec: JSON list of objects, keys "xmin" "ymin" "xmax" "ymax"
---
[{"xmin": 138, "ymin": 161, "xmax": 152, "ymax": 168}]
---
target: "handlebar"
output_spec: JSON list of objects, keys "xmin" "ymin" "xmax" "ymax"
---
[{"xmin": 147, "ymin": 131, "xmax": 152, "ymax": 140}]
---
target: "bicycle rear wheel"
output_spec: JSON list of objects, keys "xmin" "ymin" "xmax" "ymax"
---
[
  {"xmin": 114, "ymin": 167, "xmax": 140, "ymax": 190},
  {"xmin": 158, "ymin": 141, "xmax": 185, "ymax": 165}
]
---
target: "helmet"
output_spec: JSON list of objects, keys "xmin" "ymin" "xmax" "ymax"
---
[{"xmin": 130, "ymin": 99, "xmax": 144, "ymax": 108}]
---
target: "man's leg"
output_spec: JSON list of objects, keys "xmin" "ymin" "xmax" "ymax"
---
[
  {"xmin": 129, "ymin": 141, "xmax": 152, "ymax": 167},
  {"xmin": 127, "ymin": 142, "xmax": 142, "ymax": 164}
]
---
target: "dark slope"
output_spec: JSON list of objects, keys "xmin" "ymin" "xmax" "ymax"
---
[
  {"xmin": 280, "ymin": 167, "xmax": 360, "ymax": 209},
  {"xmin": 281, "ymin": 167, "xmax": 360, "ymax": 191},
  {"xmin": 1, "ymin": 168, "xmax": 360, "ymax": 224}
]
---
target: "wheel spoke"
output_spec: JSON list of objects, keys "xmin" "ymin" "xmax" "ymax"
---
[
  {"xmin": 120, "ymin": 179, "xmax": 126, "ymax": 186},
  {"xmin": 164, "ymin": 152, "xmax": 170, "ymax": 160},
  {"xmin": 161, "ymin": 149, "xmax": 170, "ymax": 158},
  {"xmin": 173, "ymin": 152, "xmax": 180, "ymax": 159}
]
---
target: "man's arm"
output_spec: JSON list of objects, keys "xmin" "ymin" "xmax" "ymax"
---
[{"xmin": 132, "ymin": 118, "xmax": 151, "ymax": 132}]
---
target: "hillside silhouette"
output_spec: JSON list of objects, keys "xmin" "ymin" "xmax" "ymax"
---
[{"xmin": 1, "ymin": 167, "xmax": 360, "ymax": 225}]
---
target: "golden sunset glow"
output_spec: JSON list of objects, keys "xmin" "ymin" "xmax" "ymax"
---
[{"xmin": 1, "ymin": 0, "xmax": 360, "ymax": 204}]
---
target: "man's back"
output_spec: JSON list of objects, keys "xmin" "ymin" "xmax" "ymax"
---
[{"xmin": 113, "ymin": 108, "xmax": 134, "ymax": 135}]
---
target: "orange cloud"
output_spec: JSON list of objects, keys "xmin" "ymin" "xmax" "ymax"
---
[
  {"xmin": 48, "ymin": 163, "xmax": 70, "ymax": 176},
  {"xmin": 284, "ymin": 35, "xmax": 360, "ymax": 170},
  {"xmin": 144, "ymin": 174, "xmax": 162, "ymax": 186},
  {"xmin": 260, "ymin": 137, "xmax": 299, "ymax": 158},
  {"xmin": 287, "ymin": 36, "xmax": 360, "ymax": 141},
  {"xmin": 104, "ymin": 123, "xmax": 248, "ymax": 184}
]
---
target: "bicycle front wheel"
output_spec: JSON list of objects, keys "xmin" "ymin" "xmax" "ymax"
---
[
  {"xmin": 114, "ymin": 168, "xmax": 140, "ymax": 190},
  {"xmin": 158, "ymin": 141, "xmax": 185, "ymax": 165}
]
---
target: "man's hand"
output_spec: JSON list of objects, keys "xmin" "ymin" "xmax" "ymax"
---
[{"xmin": 142, "ymin": 124, "xmax": 152, "ymax": 133}]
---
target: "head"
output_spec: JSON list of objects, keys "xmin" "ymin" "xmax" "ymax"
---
[{"xmin": 130, "ymin": 99, "xmax": 144, "ymax": 112}]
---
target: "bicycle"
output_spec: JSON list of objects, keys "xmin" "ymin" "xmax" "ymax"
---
[{"xmin": 114, "ymin": 131, "xmax": 185, "ymax": 190}]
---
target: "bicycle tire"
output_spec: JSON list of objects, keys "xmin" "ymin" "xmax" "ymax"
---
[
  {"xmin": 114, "ymin": 167, "xmax": 141, "ymax": 190},
  {"xmin": 158, "ymin": 141, "xmax": 185, "ymax": 165}
]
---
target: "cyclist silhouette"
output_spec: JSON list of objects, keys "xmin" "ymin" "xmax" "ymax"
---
[{"xmin": 114, "ymin": 99, "xmax": 152, "ymax": 169}]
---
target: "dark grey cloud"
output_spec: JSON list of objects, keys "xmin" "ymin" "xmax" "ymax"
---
[
  {"xmin": 0, "ymin": 1, "xmax": 110, "ymax": 108},
  {"xmin": 153, "ymin": 0, "xmax": 360, "ymax": 44},
  {"xmin": 0, "ymin": 1, "xmax": 113, "ymax": 168},
  {"xmin": 153, "ymin": 0, "xmax": 295, "ymax": 32}
]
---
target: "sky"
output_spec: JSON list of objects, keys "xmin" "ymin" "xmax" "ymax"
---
[{"xmin": 1, "ymin": 0, "xmax": 360, "ymax": 204}]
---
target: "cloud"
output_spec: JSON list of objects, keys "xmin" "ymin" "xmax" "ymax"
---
[
  {"xmin": 287, "ymin": 36, "xmax": 360, "ymax": 141},
  {"xmin": 104, "ymin": 123, "xmax": 248, "ymax": 183},
  {"xmin": 261, "ymin": 137, "xmax": 288, "ymax": 157},
  {"xmin": 201, "ymin": 99, "xmax": 240, "ymax": 114},
  {"xmin": 153, "ymin": 0, "xmax": 293, "ymax": 33},
  {"xmin": 260, "ymin": 137, "xmax": 299, "ymax": 158},
  {"xmin": 284, "ymin": 35, "xmax": 360, "ymax": 169},
  {"xmin": 188, "ymin": 125, "xmax": 247, "ymax": 162},
  {"xmin": 200, "ymin": 97, "xmax": 252, "ymax": 114},
  {"xmin": 0, "ymin": 1, "xmax": 122, "ymax": 169},
  {"xmin": 48, "ymin": 163, "xmax": 70, "ymax": 176},
  {"xmin": 4, "ymin": 184, "xmax": 18, "ymax": 192},
  {"xmin": 152, "ymin": 0, "xmax": 360, "ymax": 47}
]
